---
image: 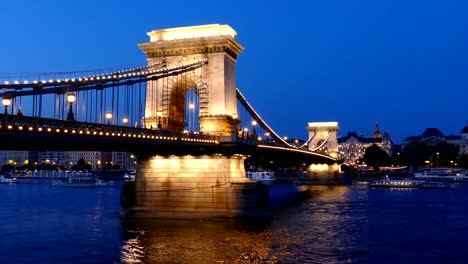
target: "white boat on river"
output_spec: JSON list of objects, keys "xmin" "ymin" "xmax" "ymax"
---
[
  {"xmin": 0, "ymin": 175, "xmax": 16, "ymax": 184},
  {"xmin": 370, "ymin": 177, "xmax": 449, "ymax": 189},
  {"xmin": 246, "ymin": 171, "xmax": 275, "ymax": 183},
  {"xmin": 414, "ymin": 168, "xmax": 468, "ymax": 181},
  {"xmin": 53, "ymin": 177, "xmax": 105, "ymax": 187}
]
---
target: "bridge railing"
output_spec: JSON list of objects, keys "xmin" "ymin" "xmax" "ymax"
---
[{"xmin": 0, "ymin": 114, "xmax": 218, "ymax": 143}]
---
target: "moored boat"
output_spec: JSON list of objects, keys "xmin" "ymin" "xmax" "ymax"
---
[
  {"xmin": 414, "ymin": 168, "xmax": 468, "ymax": 181},
  {"xmin": 53, "ymin": 177, "xmax": 105, "ymax": 187},
  {"xmin": 370, "ymin": 177, "xmax": 449, "ymax": 189},
  {"xmin": 246, "ymin": 171, "xmax": 275, "ymax": 183},
  {"xmin": 123, "ymin": 171, "xmax": 136, "ymax": 180},
  {"xmin": 0, "ymin": 175, "xmax": 16, "ymax": 184}
]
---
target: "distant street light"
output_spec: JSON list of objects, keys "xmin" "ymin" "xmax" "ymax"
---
[
  {"xmin": 243, "ymin": 127, "xmax": 248, "ymax": 138},
  {"xmin": 105, "ymin": 112, "xmax": 113, "ymax": 125},
  {"xmin": 397, "ymin": 152, "xmax": 400, "ymax": 167},
  {"xmin": 66, "ymin": 93, "xmax": 76, "ymax": 121},
  {"xmin": 156, "ymin": 110, "xmax": 163, "ymax": 129},
  {"xmin": 251, "ymin": 120, "xmax": 257, "ymax": 135},
  {"xmin": 232, "ymin": 113, "xmax": 238, "ymax": 136},
  {"xmin": 122, "ymin": 117, "xmax": 129, "ymax": 126},
  {"xmin": 2, "ymin": 97, "xmax": 11, "ymax": 115},
  {"xmin": 436, "ymin": 152, "xmax": 440, "ymax": 168}
]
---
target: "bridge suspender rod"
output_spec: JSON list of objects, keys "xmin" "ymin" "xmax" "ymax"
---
[
  {"xmin": 38, "ymin": 93, "xmax": 42, "ymax": 118},
  {"xmin": 33, "ymin": 95, "xmax": 35, "ymax": 117},
  {"xmin": 111, "ymin": 84, "xmax": 115, "ymax": 125},
  {"xmin": 99, "ymin": 89, "xmax": 103, "ymax": 124},
  {"xmin": 116, "ymin": 83, "xmax": 119, "ymax": 125},
  {"xmin": 54, "ymin": 94, "xmax": 57, "ymax": 119},
  {"xmin": 138, "ymin": 81, "xmax": 142, "ymax": 127}
]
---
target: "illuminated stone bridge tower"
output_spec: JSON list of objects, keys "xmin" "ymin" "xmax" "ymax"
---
[
  {"xmin": 139, "ymin": 24, "xmax": 244, "ymax": 137},
  {"xmin": 124, "ymin": 25, "xmax": 262, "ymax": 219},
  {"xmin": 307, "ymin": 122, "xmax": 340, "ymax": 158}
]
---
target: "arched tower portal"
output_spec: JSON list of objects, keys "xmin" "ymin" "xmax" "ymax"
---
[{"xmin": 138, "ymin": 24, "xmax": 244, "ymax": 136}]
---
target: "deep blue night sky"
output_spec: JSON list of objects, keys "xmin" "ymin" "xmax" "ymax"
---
[{"xmin": 1, "ymin": 0, "xmax": 467, "ymax": 143}]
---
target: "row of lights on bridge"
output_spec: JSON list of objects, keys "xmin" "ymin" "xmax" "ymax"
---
[
  {"xmin": 1, "ymin": 58, "xmax": 208, "ymax": 87},
  {"xmin": 0, "ymin": 123, "xmax": 217, "ymax": 144},
  {"xmin": 3, "ymin": 93, "xmax": 164, "ymax": 129}
]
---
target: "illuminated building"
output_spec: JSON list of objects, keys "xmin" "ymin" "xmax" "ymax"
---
[{"xmin": 338, "ymin": 123, "xmax": 392, "ymax": 164}]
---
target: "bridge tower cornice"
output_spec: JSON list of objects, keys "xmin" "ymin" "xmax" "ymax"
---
[{"xmin": 138, "ymin": 35, "xmax": 244, "ymax": 61}]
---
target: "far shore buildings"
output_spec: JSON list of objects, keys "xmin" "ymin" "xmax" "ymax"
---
[
  {"xmin": 401, "ymin": 127, "xmax": 468, "ymax": 155},
  {"xmin": 337, "ymin": 123, "xmax": 393, "ymax": 164},
  {"xmin": 0, "ymin": 151, "xmax": 136, "ymax": 171}
]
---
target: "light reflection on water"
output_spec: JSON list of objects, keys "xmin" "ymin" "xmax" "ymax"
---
[{"xmin": 119, "ymin": 186, "xmax": 363, "ymax": 264}]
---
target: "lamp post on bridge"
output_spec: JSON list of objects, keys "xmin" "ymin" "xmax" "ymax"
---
[
  {"xmin": 251, "ymin": 120, "xmax": 257, "ymax": 136},
  {"xmin": 232, "ymin": 113, "xmax": 238, "ymax": 137},
  {"xmin": 66, "ymin": 93, "xmax": 76, "ymax": 121},
  {"xmin": 2, "ymin": 97, "xmax": 11, "ymax": 115},
  {"xmin": 105, "ymin": 112, "xmax": 113, "ymax": 125},
  {"xmin": 122, "ymin": 117, "xmax": 129, "ymax": 126},
  {"xmin": 156, "ymin": 110, "xmax": 163, "ymax": 129},
  {"xmin": 243, "ymin": 127, "xmax": 248, "ymax": 138}
]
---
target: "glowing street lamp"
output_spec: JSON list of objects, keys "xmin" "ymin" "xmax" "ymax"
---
[
  {"xmin": 105, "ymin": 112, "xmax": 113, "ymax": 125},
  {"xmin": 122, "ymin": 117, "xmax": 129, "ymax": 126},
  {"xmin": 243, "ymin": 127, "xmax": 248, "ymax": 138},
  {"xmin": 397, "ymin": 152, "xmax": 400, "ymax": 167},
  {"xmin": 436, "ymin": 152, "xmax": 440, "ymax": 168},
  {"xmin": 66, "ymin": 93, "xmax": 76, "ymax": 121},
  {"xmin": 156, "ymin": 110, "xmax": 163, "ymax": 129},
  {"xmin": 251, "ymin": 120, "xmax": 257, "ymax": 135},
  {"xmin": 2, "ymin": 97, "xmax": 11, "ymax": 115}
]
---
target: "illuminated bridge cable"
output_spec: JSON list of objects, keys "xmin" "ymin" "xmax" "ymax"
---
[
  {"xmin": 299, "ymin": 132, "xmax": 316, "ymax": 149},
  {"xmin": 309, "ymin": 131, "xmax": 332, "ymax": 152},
  {"xmin": 236, "ymin": 88, "xmax": 293, "ymax": 148}
]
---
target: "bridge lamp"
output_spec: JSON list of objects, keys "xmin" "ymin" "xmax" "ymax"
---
[
  {"xmin": 242, "ymin": 127, "xmax": 248, "ymax": 138},
  {"xmin": 265, "ymin": 132, "xmax": 270, "ymax": 141},
  {"xmin": 2, "ymin": 97, "xmax": 11, "ymax": 115},
  {"xmin": 122, "ymin": 117, "xmax": 129, "ymax": 126},
  {"xmin": 232, "ymin": 113, "xmax": 239, "ymax": 135},
  {"xmin": 105, "ymin": 112, "xmax": 113, "ymax": 125},
  {"xmin": 66, "ymin": 93, "xmax": 76, "ymax": 121},
  {"xmin": 251, "ymin": 120, "xmax": 257, "ymax": 135},
  {"xmin": 156, "ymin": 110, "xmax": 163, "ymax": 129}
]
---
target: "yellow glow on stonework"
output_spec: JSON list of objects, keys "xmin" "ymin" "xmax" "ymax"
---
[{"xmin": 148, "ymin": 24, "xmax": 237, "ymax": 42}]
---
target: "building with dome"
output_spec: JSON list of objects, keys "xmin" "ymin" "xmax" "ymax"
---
[
  {"xmin": 402, "ymin": 127, "xmax": 468, "ymax": 155},
  {"xmin": 337, "ymin": 123, "xmax": 392, "ymax": 164}
]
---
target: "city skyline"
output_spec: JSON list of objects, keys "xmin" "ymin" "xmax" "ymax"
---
[{"xmin": 1, "ymin": 0, "xmax": 467, "ymax": 143}]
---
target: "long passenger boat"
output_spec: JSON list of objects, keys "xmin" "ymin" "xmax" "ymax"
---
[
  {"xmin": 370, "ymin": 177, "xmax": 449, "ymax": 189},
  {"xmin": 414, "ymin": 168, "xmax": 468, "ymax": 182}
]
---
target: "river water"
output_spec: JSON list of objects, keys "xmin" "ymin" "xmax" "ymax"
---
[{"xmin": 0, "ymin": 180, "xmax": 467, "ymax": 263}]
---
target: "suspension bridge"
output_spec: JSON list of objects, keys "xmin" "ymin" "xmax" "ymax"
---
[{"xmin": 0, "ymin": 24, "xmax": 343, "ymax": 218}]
